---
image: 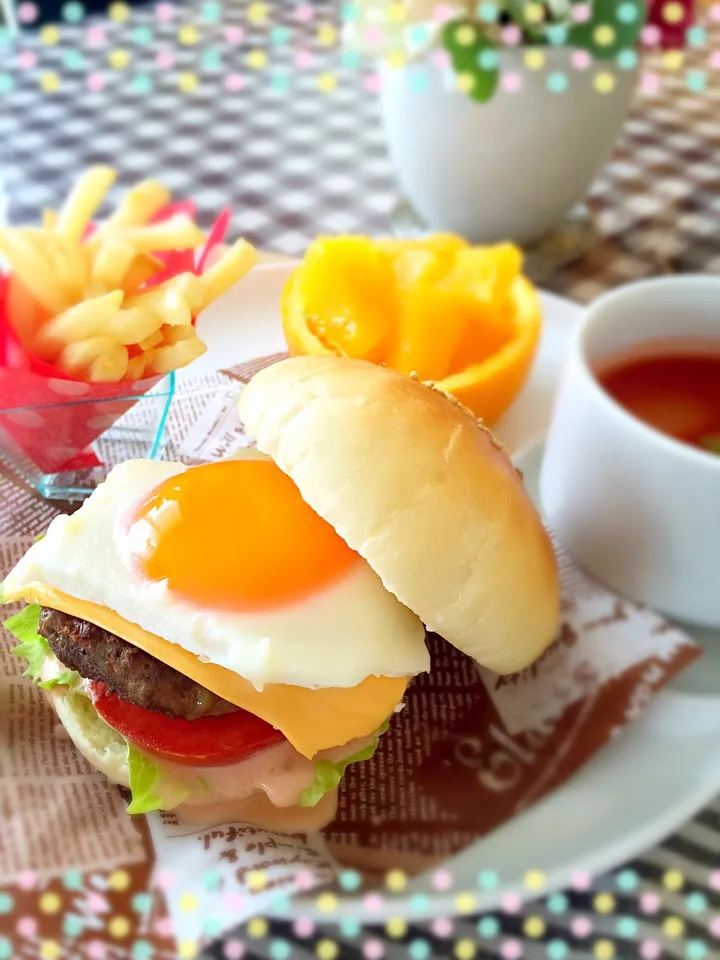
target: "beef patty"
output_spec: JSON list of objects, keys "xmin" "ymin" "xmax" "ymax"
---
[{"xmin": 38, "ymin": 607, "xmax": 234, "ymax": 721}]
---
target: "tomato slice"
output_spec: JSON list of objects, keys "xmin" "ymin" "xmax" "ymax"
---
[{"xmin": 91, "ymin": 683, "xmax": 286, "ymax": 767}]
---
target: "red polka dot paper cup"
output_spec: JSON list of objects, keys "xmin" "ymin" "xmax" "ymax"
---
[{"xmin": 0, "ymin": 204, "xmax": 231, "ymax": 496}]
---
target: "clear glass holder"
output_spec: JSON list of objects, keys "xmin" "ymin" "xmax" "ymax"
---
[{"xmin": 0, "ymin": 373, "xmax": 175, "ymax": 500}]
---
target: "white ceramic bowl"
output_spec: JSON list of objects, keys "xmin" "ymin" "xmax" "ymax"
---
[
  {"xmin": 380, "ymin": 48, "xmax": 636, "ymax": 244},
  {"xmin": 539, "ymin": 276, "xmax": 720, "ymax": 628}
]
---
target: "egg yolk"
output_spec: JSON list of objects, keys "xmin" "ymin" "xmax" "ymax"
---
[{"xmin": 129, "ymin": 459, "xmax": 360, "ymax": 611}]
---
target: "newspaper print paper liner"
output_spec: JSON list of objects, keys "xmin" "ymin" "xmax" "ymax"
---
[
  {"xmin": 0, "ymin": 205, "xmax": 231, "ymax": 475},
  {"xmin": 0, "ymin": 353, "xmax": 700, "ymax": 957}
]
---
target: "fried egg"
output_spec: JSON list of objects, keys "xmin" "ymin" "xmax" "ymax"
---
[{"xmin": 6, "ymin": 457, "xmax": 430, "ymax": 689}]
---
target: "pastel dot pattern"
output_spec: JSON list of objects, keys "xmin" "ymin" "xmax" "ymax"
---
[
  {"xmin": 0, "ymin": 4, "xmax": 716, "ymax": 948},
  {"xmin": 0, "ymin": 0, "xmax": 710, "ymax": 104}
]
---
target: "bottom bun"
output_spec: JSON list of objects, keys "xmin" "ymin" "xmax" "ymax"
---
[{"xmin": 44, "ymin": 685, "xmax": 339, "ymax": 833}]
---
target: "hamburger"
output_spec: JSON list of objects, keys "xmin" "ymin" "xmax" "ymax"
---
[{"xmin": 2, "ymin": 356, "xmax": 559, "ymax": 831}]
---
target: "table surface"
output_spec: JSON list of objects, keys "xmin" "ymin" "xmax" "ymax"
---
[{"xmin": 1, "ymin": 3, "xmax": 719, "ymax": 958}]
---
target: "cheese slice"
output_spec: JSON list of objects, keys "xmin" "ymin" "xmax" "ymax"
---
[{"xmin": 8, "ymin": 583, "xmax": 407, "ymax": 759}]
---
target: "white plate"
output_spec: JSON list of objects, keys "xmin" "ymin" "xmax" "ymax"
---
[{"xmin": 190, "ymin": 262, "xmax": 720, "ymax": 918}]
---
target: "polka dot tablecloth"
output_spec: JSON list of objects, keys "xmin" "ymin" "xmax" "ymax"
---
[{"xmin": 0, "ymin": 3, "xmax": 719, "ymax": 959}]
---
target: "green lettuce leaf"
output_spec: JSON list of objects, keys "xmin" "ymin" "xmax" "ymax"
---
[
  {"xmin": 126, "ymin": 743, "xmax": 190, "ymax": 815},
  {"xmin": 299, "ymin": 719, "xmax": 390, "ymax": 808},
  {"xmin": 6, "ymin": 605, "xmax": 51, "ymax": 681},
  {"xmin": 38, "ymin": 669, "xmax": 81, "ymax": 690},
  {"xmin": 5, "ymin": 603, "xmax": 191, "ymax": 816},
  {"xmin": 5, "ymin": 604, "xmax": 79, "ymax": 688},
  {"xmin": 126, "ymin": 744, "xmax": 164, "ymax": 815}
]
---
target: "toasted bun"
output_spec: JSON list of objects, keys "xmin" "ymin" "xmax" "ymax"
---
[
  {"xmin": 43, "ymin": 685, "xmax": 337, "ymax": 832},
  {"xmin": 239, "ymin": 356, "xmax": 559, "ymax": 674}
]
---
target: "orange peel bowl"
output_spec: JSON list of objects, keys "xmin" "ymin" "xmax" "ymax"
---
[
  {"xmin": 434, "ymin": 276, "xmax": 541, "ymax": 425},
  {"xmin": 281, "ymin": 236, "xmax": 542, "ymax": 426}
]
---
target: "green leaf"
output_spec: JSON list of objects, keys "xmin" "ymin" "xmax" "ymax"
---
[
  {"xmin": 568, "ymin": 0, "xmax": 646, "ymax": 60},
  {"xmin": 5, "ymin": 605, "xmax": 51, "ymax": 681},
  {"xmin": 126, "ymin": 743, "xmax": 190, "ymax": 815},
  {"xmin": 700, "ymin": 434, "xmax": 720, "ymax": 455},
  {"xmin": 126, "ymin": 744, "xmax": 164, "ymax": 815},
  {"xmin": 38, "ymin": 669, "xmax": 81, "ymax": 690},
  {"xmin": 299, "ymin": 718, "xmax": 390, "ymax": 808},
  {"xmin": 442, "ymin": 19, "xmax": 499, "ymax": 104}
]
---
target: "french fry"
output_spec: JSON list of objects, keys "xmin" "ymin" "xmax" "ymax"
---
[
  {"xmin": 124, "ymin": 353, "xmax": 149, "ymax": 381},
  {"xmin": 0, "ymin": 230, "xmax": 70, "ymax": 314},
  {"xmin": 100, "ymin": 216, "xmax": 206, "ymax": 254},
  {"xmin": 161, "ymin": 324, "xmax": 195, "ymax": 344},
  {"xmin": 39, "ymin": 231, "xmax": 88, "ymax": 299},
  {"xmin": 89, "ymin": 237, "xmax": 137, "ymax": 294},
  {"xmin": 106, "ymin": 306, "xmax": 163, "ymax": 345},
  {"xmin": 126, "ymin": 271, "xmax": 203, "ymax": 312},
  {"xmin": 87, "ymin": 344, "xmax": 129, "ymax": 383},
  {"xmin": 152, "ymin": 285, "xmax": 191, "ymax": 327},
  {"xmin": 198, "ymin": 238, "xmax": 257, "ymax": 306},
  {"xmin": 125, "ymin": 278, "xmax": 193, "ymax": 327},
  {"xmin": 120, "ymin": 252, "xmax": 164, "ymax": 294},
  {"xmin": 100, "ymin": 179, "xmax": 171, "ymax": 230},
  {"xmin": 56, "ymin": 165, "xmax": 117, "ymax": 244},
  {"xmin": 0, "ymin": 169, "xmax": 259, "ymax": 384},
  {"xmin": 33, "ymin": 290, "xmax": 124, "ymax": 359},
  {"xmin": 170, "ymin": 272, "xmax": 204, "ymax": 312},
  {"xmin": 145, "ymin": 337, "xmax": 207, "ymax": 375},
  {"xmin": 137, "ymin": 331, "xmax": 164, "ymax": 351},
  {"xmin": 59, "ymin": 336, "xmax": 118, "ymax": 375}
]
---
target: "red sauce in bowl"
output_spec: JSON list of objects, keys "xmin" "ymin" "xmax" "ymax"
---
[{"xmin": 596, "ymin": 344, "xmax": 720, "ymax": 456}]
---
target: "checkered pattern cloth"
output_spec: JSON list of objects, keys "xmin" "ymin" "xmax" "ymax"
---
[{"xmin": 0, "ymin": 3, "xmax": 719, "ymax": 958}]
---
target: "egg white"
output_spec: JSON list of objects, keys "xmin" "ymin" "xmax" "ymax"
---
[{"xmin": 6, "ymin": 459, "xmax": 430, "ymax": 689}]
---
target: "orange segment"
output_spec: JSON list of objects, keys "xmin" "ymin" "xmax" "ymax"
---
[
  {"xmin": 439, "ymin": 243, "xmax": 523, "ymax": 305},
  {"xmin": 130, "ymin": 459, "xmax": 360, "ymax": 611},
  {"xmin": 292, "ymin": 236, "xmax": 397, "ymax": 361},
  {"xmin": 385, "ymin": 248, "xmax": 471, "ymax": 381}
]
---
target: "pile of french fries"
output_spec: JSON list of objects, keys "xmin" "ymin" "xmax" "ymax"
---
[{"xmin": 0, "ymin": 167, "xmax": 257, "ymax": 382}]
